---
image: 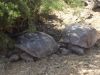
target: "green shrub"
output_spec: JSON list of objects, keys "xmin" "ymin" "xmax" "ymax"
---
[
  {"xmin": 64, "ymin": 0, "xmax": 84, "ymax": 8},
  {"xmin": 0, "ymin": 0, "xmax": 42, "ymax": 51},
  {"xmin": 0, "ymin": 0, "xmax": 31, "ymax": 32},
  {"xmin": 40, "ymin": 0, "xmax": 64, "ymax": 13},
  {"xmin": 0, "ymin": 0, "xmax": 42, "ymax": 31},
  {"xmin": 0, "ymin": 1, "xmax": 20, "ymax": 29}
]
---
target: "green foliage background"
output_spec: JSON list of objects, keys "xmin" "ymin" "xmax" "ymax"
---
[
  {"xmin": 40, "ymin": 0, "xmax": 64, "ymax": 13},
  {"xmin": 0, "ymin": 0, "xmax": 84, "ymax": 51},
  {"xmin": 64, "ymin": 0, "xmax": 84, "ymax": 7},
  {"xmin": 0, "ymin": 0, "xmax": 42, "ymax": 50}
]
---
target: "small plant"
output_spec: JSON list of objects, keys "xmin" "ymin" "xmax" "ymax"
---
[
  {"xmin": 64, "ymin": 0, "xmax": 84, "ymax": 8},
  {"xmin": 0, "ymin": 0, "xmax": 42, "ymax": 51},
  {"xmin": 0, "ymin": 1, "xmax": 20, "ymax": 29},
  {"xmin": 40, "ymin": 0, "xmax": 64, "ymax": 13}
]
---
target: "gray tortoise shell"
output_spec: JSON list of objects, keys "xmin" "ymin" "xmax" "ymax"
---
[
  {"xmin": 15, "ymin": 32, "xmax": 58, "ymax": 58},
  {"xmin": 61, "ymin": 23, "xmax": 98, "ymax": 48}
]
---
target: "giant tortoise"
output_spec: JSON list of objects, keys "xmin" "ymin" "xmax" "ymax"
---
[
  {"xmin": 9, "ymin": 32, "xmax": 58, "ymax": 62},
  {"xmin": 60, "ymin": 23, "xmax": 98, "ymax": 55}
]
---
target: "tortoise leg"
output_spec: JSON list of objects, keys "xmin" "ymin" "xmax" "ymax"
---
[
  {"xmin": 68, "ymin": 44, "xmax": 85, "ymax": 55},
  {"xmin": 20, "ymin": 52, "xmax": 34, "ymax": 62},
  {"xmin": 8, "ymin": 54, "xmax": 20, "ymax": 62},
  {"xmin": 58, "ymin": 47, "xmax": 71, "ymax": 55}
]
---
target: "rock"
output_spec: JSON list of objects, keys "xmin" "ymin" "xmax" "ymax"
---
[{"xmin": 84, "ymin": 0, "xmax": 100, "ymax": 9}]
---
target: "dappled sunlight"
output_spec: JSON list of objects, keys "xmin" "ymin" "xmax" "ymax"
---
[
  {"xmin": 93, "ymin": 54, "xmax": 100, "ymax": 58},
  {"xmin": 0, "ymin": 0, "xmax": 100, "ymax": 75},
  {"xmin": 1, "ymin": 48, "xmax": 100, "ymax": 75},
  {"xmin": 77, "ymin": 48, "xmax": 100, "ymax": 75},
  {"xmin": 79, "ymin": 69, "xmax": 100, "ymax": 75}
]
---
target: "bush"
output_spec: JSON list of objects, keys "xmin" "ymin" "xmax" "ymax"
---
[
  {"xmin": 0, "ymin": 0, "xmax": 42, "ymax": 51},
  {"xmin": 0, "ymin": 1, "xmax": 20, "ymax": 30},
  {"xmin": 0, "ymin": 0, "xmax": 30, "ymax": 31},
  {"xmin": 64, "ymin": 0, "xmax": 84, "ymax": 7},
  {"xmin": 40, "ymin": 0, "xmax": 64, "ymax": 13},
  {"xmin": 0, "ymin": 0, "xmax": 43, "ymax": 31}
]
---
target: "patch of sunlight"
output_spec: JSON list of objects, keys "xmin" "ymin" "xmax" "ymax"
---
[
  {"xmin": 94, "ymin": 54, "xmax": 100, "ymax": 58},
  {"xmin": 78, "ymin": 69, "xmax": 100, "ymax": 75}
]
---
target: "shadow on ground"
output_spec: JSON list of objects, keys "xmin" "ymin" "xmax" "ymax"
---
[
  {"xmin": 1, "ymin": 46, "xmax": 100, "ymax": 75},
  {"xmin": 0, "ymin": 8, "xmax": 100, "ymax": 75},
  {"xmin": 36, "ymin": 14, "xmax": 63, "ymax": 41}
]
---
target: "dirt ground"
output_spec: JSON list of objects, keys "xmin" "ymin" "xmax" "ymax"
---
[
  {"xmin": 0, "ymin": 8, "xmax": 100, "ymax": 75},
  {"xmin": 1, "ymin": 47, "xmax": 100, "ymax": 75}
]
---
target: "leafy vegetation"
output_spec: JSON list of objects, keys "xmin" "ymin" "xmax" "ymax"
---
[
  {"xmin": 64, "ymin": 0, "xmax": 84, "ymax": 7},
  {"xmin": 0, "ymin": 1, "xmax": 20, "ymax": 30},
  {"xmin": 40, "ymin": 0, "xmax": 64, "ymax": 13},
  {"xmin": 0, "ymin": 0, "xmax": 85, "ymax": 52},
  {"xmin": 0, "ymin": 0, "xmax": 41, "ymax": 51}
]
